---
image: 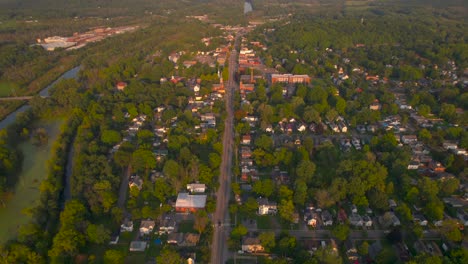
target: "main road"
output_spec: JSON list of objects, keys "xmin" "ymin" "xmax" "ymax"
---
[{"xmin": 211, "ymin": 36, "xmax": 240, "ymax": 264}]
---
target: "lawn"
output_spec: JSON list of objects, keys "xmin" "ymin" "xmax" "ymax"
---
[
  {"xmin": 0, "ymin": 82, "xmax": 18, "ymax": 97},
  {"xmin": 256, "ymin": 215, "xmax": 271, "ymax": 229},
  {"xmin": 0, "ymin": 120, "xmax": 63, "ymax": 244},
  {"xmin": 178, "ymin": 220, "xmax": 196, "ymax": 233}
]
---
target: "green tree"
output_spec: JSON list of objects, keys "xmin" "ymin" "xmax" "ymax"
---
[
  {"xmin": 156, "ymin": 248, "xmax": 184, "ymax": 264},
  {"xmin": 194, "ymin": 210, "xmax": 209, "ymax": 234},
  {"xmin": 230, "ymin": 225, "xmax": 248, "ymax": 240},
  {"xmin": 313, "ymin": 246, "xmax": 342, "ymax": 264},
  {"xmin": 332, "ymin": 224, "xmax": 350, "ymax": 241},
  {"xmin": 101, "ymin": 130, "xmax": 121, "ymax": 145},
  {"xmin": 441, "ymin": 219, "xmax": 463, "ymax": 242},
  {"xmin": 252, "ymin": 179, "xmax": 274, "ymax": 197},
  {"xmin": 296, "ymin": 159, "xmax": 316, "ymax": 184},
  {"xmin": 278, "ymin": 199, "xmax": 295, "ymax": 223},
  {"xmin": 358, "ymin": 241, "xmax": 369, "ymax": 256},
  {"xmin": 259, "ymin": 232, "xmax": 276, "ymax": 252},
  {"xmin": 104, "ymin": 250, "xmax": 126, "ymax": 264},
  {"xmin": 86, "ymin": 224, "xmax": 110, "ymax": 244}
]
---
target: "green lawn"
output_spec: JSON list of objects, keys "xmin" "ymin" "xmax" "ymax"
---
[
  {"xmin": 0, "ymin": 120, "xmax": 63, "ymax": 244},
  {"xmin": 256, "ymin": 215, "xmax": 271, "ymax": 229},
  {"xmin": 178, "ymin": 220, "xmax": 196, "ymax": 233},
  {"xmin": 0, "ymin": 82, "xmax": 19, "ymax": 97}
]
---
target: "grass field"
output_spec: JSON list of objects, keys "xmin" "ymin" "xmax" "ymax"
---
[
  {"xmin": 0, "ymin": 82, "xmax": 19, "ymax": 97},
  {"xmin": 0, "ymin": 120, "xmax": 63, "ymax": 244}
]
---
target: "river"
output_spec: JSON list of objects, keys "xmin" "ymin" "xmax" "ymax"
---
[{"xmin": 0, "ymin": 66, "xmax": 80, "ymax": 130}]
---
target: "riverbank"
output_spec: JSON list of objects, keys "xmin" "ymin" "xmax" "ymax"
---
[
  {"xmin": 0, "ymin": 120, "xmax": 63, "ymax": 244},
  {"xmin": 0, "ymin": 66, "xmax": 80, "ymax": 130}
]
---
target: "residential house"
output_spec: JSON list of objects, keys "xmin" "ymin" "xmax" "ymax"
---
[
  {"xmin": 241, "ymin": 237, "xmax": 264, "ymax": 253},
  {"xmin": 388, "ymin": 199, "xmax": 397, "ymax": 208},
  {"xmin": 413, "ymin": 213, "xmax": 428, "ymax": 226},
  {"xmin": 456, "ymin": 210, "xmax": 468, "ymax": 226},
  {"xmin": 129, "ymin": 175, "xmax": 143, "ymax": 190},
  {"xmin": 269, "ymin": 74, "xmax": 311, "ymax": 84},
  {"xmin": 187, "ymin": 183, "xmax": 206, "ymax": 193},
  {"xmin": 363, "ymin": 215, "xmax": 373, "ymax": 227},
  {"xmin": 181, "ymin": 233, "xmax": 200, "ymax": 247},
  {"xmin": 369, "ymin": 101, "xmax": 382, "ymax": 110},
  {"xmin": 305, "ymin": 212, "xmax": 319, "ymax": 227},
  {"xmin": 338, "ymin": 208, "xmax": 348, "ymax": 224},
  {"xmin": 345, "ymin": 240, "xmax": 359, "ymax": 261},
  {"xmin": 241, "ymin": 147, "xmax": 252, "ymax": 159},
  {"xmin": 321, "ymin": 210, "xmax": 333, "ymax": 226},
  {"xmin": 258, "ymin": 198, "xmax": 278, "ymax": 215},
  {"xmin": 129, "ymin": 241, "xmax": 147, "ymax": 252},
  {"xmin": 380, "ymin": 212, "xmax": 401, "ymax": 227},
  {"xmin": 349, "ymin": 214, "xmax": 363, "ymax": 227},
  {"xmin": 242, "ymin": 134, "xmax": 252, "ymax": 145},
  {"xmin": 401, "ymin": 135, "xmax": 418, "ymax": 144},
  {"xmin": 351, "ymin": 204, "xmax": 358, "ymax": 214},
  {"xmin": 140, "ymin": 220, "xmax": 155, "ymax": 235},
  {"xmin": 175, "ymin": 193, "xmax": 207, "ymax": 213},
  {"xmin": 116, "ymin": 81, "xmax": 127, "ymax": 90},
  {"xmin": 159, "ymin": 216, "xmax": 177, "ymax": 234},
  {"xmin": 120, "ymin": 218, "xmax": 134, "ymax": 232},
  {"xmin": 167, "ymin": 233, "xmax": 184, "ymax": 245}
]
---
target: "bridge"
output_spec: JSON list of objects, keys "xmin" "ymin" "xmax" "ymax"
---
[{"xmin": 0, "ymin": 96, "xmax": 47, "ymax": 101}]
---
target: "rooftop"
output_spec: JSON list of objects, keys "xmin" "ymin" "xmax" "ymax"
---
[{"xmin": 175, "ymin": 193, "xmax": 207, "ymax": 209}]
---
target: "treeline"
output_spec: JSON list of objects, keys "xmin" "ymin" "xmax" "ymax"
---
[{"xmin": 0, "ymin": 110, "xmax": 83, "ymax": 263}]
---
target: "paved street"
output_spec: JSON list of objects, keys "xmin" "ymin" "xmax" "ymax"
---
[{"xmin": 211, "ymin": 36, "xmax": 240, "ymax": 264}]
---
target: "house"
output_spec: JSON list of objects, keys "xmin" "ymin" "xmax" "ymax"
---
[
  {"xmin": 139, "ymin": 220, "xmax": 155, "ymax": 235},
  {"xmin": 242, "ymin": 134, "xmax": 252, "ymax": 145},
  {"xmin": 305, "ymin": 212, "xmax": 319, "ymax": 227},
  {"xmin": 369, "ymin": 101, "xmax": 382, "ymax": 110},
  {"xmin": 429, "ymin": 161, "xmax": 445, "ymax": 173},
  {"xmin": 241, "ymin": 147, "xmax": 252, "ymax": 159},
  {"xmin": 116, "ymin": 81, "xmax": 127, "ymax": 90},
  {"xmin": 351, "ymin": 204, "xmax": 358, "ymax": 214},
  {"xmin": 349, "ymin": 214, "xmax": 363, "ymax": 227},
  {"xmin": 337, "ymin": 121, "xmax": 347, "ymax": 133},
  {"xmin": 363, "ymin": 215, "xmax": 373, "ymax": 227},
  {"xmin": 380, "ymin": 212, "xmax": 401, "ymax": 227},
  {"xmin": 269, "ymin": 74, "xmax": 311, "ymax": 84},
  {"xmin": 175, "ymin": 193, "xmax": 207, "ymax": 213},
  {"xmin": 159, "ymin": 216, "xmax": 177, "ymax": 234},
  {"xmin": 241, "ymin": 237, "xmax": 264, "ymax": 253},
  {"xmin": 129, "ymin": 241, "xmax": 147, "ymax": 252},
  {"xmin": 187, "ymin": 183, "xmax": 206, "ymax": 193},
  {"xmin": 321, "ymin": 210, "xmax": 333, "ymax": 226},
  {"xmin": 443, "ymin": 142, "xmax": 458, "ymax": 150},
  {"xmin": 408, "ymin": 160, "xmax": 421, "ymax": 170},
  {"xmin": 413, "ymin": 213, "xmax": 428, "ymax": 226},
  {"xmin": 167, "ymin": 232, "xmax": 184, "ymax": 245},
  {"xmin": 120, "ymin": 219, "xmax": 134, "ymax": 232},
  {"xmin": 181, "ymin": 233, "xmax": 200, "ymax": 247},
  {"xmin": 338, "ymin": 208, "xmax": 348, "ymax": 223},
  {"xmin": 401, "ymin": 135, "xmax": 418, "ymax": 144},
  {"xmin": 129, "ymin": 175, "xmax": 143, "ymax": 190},
  {"xmin": 345, "ymin": 240, "xmax": 359, "ymax": 261},
  {"xmin": 388, "ymin": 199, "xmax": 397, "ymax": 208},
  {"xmin": 258, "ymin": 198, "xmax": 278, "ymax": 215},
  {"xmin": 456, "ymin": 209, "xmax": 468, "ymax": 226}
]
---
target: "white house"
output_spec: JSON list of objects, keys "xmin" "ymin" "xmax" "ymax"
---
[
  {"xmin": 120, "ymin": 219, "xmax": 134, "ymax": 232},
  {"xmin": 363, "ymin": 215, "xmax": 373, "ymax": 227},
  {"xmin": 258, "ymin": 198, "xmax": 277, "ymax": 215},
  {"xmin": 349, "ymin": 214, "xmax": 363, "ymax": 227},
  {"xmin": 139, "ymin": 220, "xmax": 155, "ymax": 235},
  {"xmin": 321, "ymin": 210, "xmax": 333, "ymax": 226},
  {"xmin": 187, "ymin": 183, "xmax": 206, "ymax": 193}
]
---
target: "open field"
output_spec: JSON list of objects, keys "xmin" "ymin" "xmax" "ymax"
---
[
  {"xmin": 0, "ymin": 120, "xmax": 63, "ymax": 244},
  {"xmin": 0, "ymin": 82, "xmax": 17, "ymax": 97}
]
